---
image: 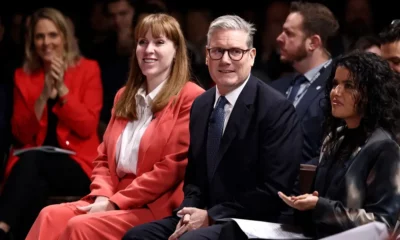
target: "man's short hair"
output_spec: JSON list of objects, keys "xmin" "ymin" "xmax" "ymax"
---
[
  {"xmin": 290, "ymin": 1, "xmax": 339, "ymax": 48},
  {"xmin": 353, "ymin": 35, "xmax": 381, "ymax": 51},
  {"xmin": 379, "ymin": 21, "xmax": 400, "ymax": 45}
]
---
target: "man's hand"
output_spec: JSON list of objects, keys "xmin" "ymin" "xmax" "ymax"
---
[
  {"xmin": 168, "ymin": 214, "xmax": 191, "ymax": 240},
  {"xmin": 168, "ymin": 208, "xmax": 210, "ymax": 240}
]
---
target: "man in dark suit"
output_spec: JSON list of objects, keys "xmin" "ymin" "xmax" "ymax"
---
[
  {"xmin": 271, "ymin": 2, "xmax": 339, "ymax": 164},
  {"xmin": 122, "ymin": 15, "xmax": 303, "ymax": 240}
]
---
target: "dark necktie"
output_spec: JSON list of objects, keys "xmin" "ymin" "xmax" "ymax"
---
[
  {"xmin": 287, "ymin": 75, "xmax": 308, "ymax": 103},
  {"xmin": 206, "ymin": 96, "xmax": 228, "ymax": 179}
]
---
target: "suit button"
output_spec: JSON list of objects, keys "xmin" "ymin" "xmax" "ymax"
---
[{"xmin": 66, "ymin": 141, "xmax": 70, "ymax": 146}]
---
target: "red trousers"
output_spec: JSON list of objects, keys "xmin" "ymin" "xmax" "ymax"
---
[{"xmin": 26, "ymin": 175, "xmax": 155, "ymax": 240}]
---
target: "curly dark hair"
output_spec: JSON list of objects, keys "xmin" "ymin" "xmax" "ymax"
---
[{"xmin": 322, "ymin": 50, "xmax": 400, "ymax": 155}]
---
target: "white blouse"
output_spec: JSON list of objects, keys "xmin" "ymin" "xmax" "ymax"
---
[{"xmin": 115, "ymin": 81, "xmax": 166, "ymax": 177}]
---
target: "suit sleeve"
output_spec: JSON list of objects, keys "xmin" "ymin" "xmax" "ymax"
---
[
  {"xmin": 311, "ymin": 141, "xmax": 400, "ymax": 234},
  {"xmin": 109, "ymin": 88, "xmax": 202, "ymax": 210},
  {"xmin": 88, "ymin": 88, "xmax": 124, "ymax": 198},
  {"xmin": 11, "ymin": 71, "xmax": 41, "ymax": 145},
  {"xmin": 207, "ymin": 98, "xmax": 303, "ymax": 220},
  {"xmin": 53, "ymin": 61, "xmax": 103, "ymax": 139},
  {"xmin": 174, "ymin": 96, "xmax": 209, "ymax": 213}
]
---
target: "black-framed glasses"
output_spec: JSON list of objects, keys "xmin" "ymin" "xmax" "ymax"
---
[{"xmin": 207, "ymin": 47, "xmax": 251, "ymax": 61}]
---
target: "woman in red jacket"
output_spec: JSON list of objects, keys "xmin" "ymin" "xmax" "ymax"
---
[
  {"xmin": 0, "ymin": 8, "xmax": 102, "ymax": 240},
  {"xmin": 27, "ymin": 13, "xmax": 204, "ymax": 240}
]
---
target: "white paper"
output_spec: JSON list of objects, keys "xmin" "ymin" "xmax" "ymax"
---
[
  {"xmin": 13, "ymin": 146, "xmax": 76, "ymax": 156},
  {"xmin": 220, "ymin": 218, "xmax": 311, "ymax": 239},
  {"xmin": 321, "ymin": 222, "xmax": 389, "ymax": 240}
]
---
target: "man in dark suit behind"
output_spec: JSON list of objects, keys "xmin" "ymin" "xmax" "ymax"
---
[
  {"xmin": 271, "ymin": 2, "xmax": 339, "ymax": 164},
  {"xmin": 123, "ymin": 15, "xmax": 303, "ymax": 240}
]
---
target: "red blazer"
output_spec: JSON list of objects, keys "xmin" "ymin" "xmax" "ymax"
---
[
  {"xmin": 5, "ymin": 58, "xmax": 103, "ymax": 180},
  {"xmin": 87, "ymin": 81, "xmax": 204, "ymax": 219}
]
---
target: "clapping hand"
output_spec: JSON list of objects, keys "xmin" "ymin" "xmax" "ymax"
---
[{"xmin": 50, "ymin": 56, "xmax": 68, "ymax": 96}]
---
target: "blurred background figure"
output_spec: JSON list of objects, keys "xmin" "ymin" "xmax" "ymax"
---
[
  {"xmin": 379, "ymin": 20, "xmax": 400, "ymax": 73},
  {"xmin": 93, "ymin": 0, "xmax": 136, "ymax": 139},
  {"xmin": 97, "ymin": 0, "xmax": 168, "ymax": 139},
  {"xmin": 351, "ymin": 35, "xmax": 381, "ymax": 56},
  {"xmin": 341, "ymin": 0, "xmax": 375, "ymax": 52},
  {"xmin": 0, "ymin": 8, "xmax": 102, "ymax": 240},
  {"xmin": 254, "ymin": 0, "xmax": 292, "ymax": 81},
  {"xmin": 184, "ymin": 7, "xmax": 213, "ymax": 88}
]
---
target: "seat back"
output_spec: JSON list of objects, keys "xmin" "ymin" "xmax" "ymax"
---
[{"xmin": 299, "ymin": 164, "xmax": 317, "ymax": 194}]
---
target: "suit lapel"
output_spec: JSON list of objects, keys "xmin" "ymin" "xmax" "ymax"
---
[
  {"xmin": 107, "ymin": 116, "xmax": 128, "ymax": 177},
  {"xmin": 19, "ymin": 70, "xmax": 44, "ymax": 105},
  {"xmin": 63, "ymin": 64, "xmax": 73, "ymax": 88},
  {"xmin": 295, "ymin": 64, "xmax": 332, "ymax": 120},
  {"xmin": 195, "ymin": 89, "xmax": 215, "ymax": 157},
  {"xmin": 210, "ymin": 76, "xmax": 256, "ymax": 180},
  {"xmin": 137, "ymin": 96, "xmax": 176, "ymax": 174}
]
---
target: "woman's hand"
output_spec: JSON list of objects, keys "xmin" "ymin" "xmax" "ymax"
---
[
  {"xmin": 50, "ymin": 56, "xmax": 69, "ymax": 97},
  {"xmin": 278, "ymin": 191, "xmax": 319, "ymax": 211},
  {"xmin": 77, "ymin": 197, "xmax": 117, "ymax": 214},
  {"xmin": 42, "ymin": 74, "xmax": 57, "ymax": 100}
]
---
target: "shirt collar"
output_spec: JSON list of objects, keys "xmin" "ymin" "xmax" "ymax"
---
[
  {"xmin": 136, "ymin": 80, "xmax": 167, "ymax": 105},
  {"xmin": 303, "ymin": 59, "xmax": 331, "ymax": 83},
  {"xmin": 215, "ymin": 74, "xmax": 250, "ymax": 107}
]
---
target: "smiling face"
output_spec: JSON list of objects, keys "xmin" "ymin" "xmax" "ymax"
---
[
  {"xmin": 206, "ymin": 29, "xmax": 256, "ymax": 95},
  {"xmin": 330, "ymin": 66, "xmax": 362, "ymax": 127},
  {"xmin": 136, "ymin": 30, "xmax": 176, "ymax": 83},
  {"xmin": 34, "ymin": 18, "xmax": 64, "ymax": 63}
]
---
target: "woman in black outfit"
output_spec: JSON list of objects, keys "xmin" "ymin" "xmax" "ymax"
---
[{"xmin": 279, "ymin": 50, "xmax": 400, "ymax": 238}]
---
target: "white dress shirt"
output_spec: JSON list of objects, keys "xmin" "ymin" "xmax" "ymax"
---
[
  {"xmin": 214, "ymin": 75, "xmax": 250, "ymax": 134},
  {"xmin": 116, "ymin": 81, "xmax": 166, "ymax": 177}
]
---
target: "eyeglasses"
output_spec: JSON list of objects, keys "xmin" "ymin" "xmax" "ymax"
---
[{"xmin": 207, "ymin": 47, "xmax": 251, "ymax": 61}]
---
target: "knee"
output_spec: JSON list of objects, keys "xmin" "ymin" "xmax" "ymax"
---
[
  {"xmin": 17, "ymin": 151, "xmax": 41, "ymax": 161},
  {"xmin": 37, "ymin": 204, "xmax": 60, "ymax": 220},
  {"xmin": 65, "ymin": 215, "xmax": 88, "ymax": 232},
  {"xmin": 13, "ymin": 151, "xmax": 41, "ymax": 171},
  {"xmin": 178, "ymin": 232, "xmax": 193, "ymax": 240}
]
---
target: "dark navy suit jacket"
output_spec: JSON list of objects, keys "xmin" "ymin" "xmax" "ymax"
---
[
  {"xmin": 270, "ymin": 63, "xmax": 332, "ymax": 163},
  {"xmin": 177, "ymin": 75, "xmax": 303, "ymax": 222}
]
